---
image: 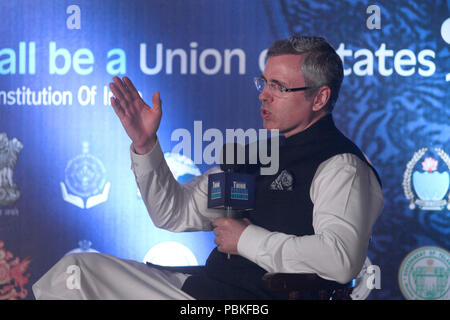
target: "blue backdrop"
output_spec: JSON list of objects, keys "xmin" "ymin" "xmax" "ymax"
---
[{"xmin": 0, "ymin": 0, "xmax": 449, "ymax": 300}]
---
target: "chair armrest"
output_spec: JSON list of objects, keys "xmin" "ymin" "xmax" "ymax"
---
[{"xmin": 261, "ymin": 272, "xmax": 355, "ymax": 300}]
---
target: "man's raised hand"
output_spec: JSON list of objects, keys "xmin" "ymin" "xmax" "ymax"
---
[{"xmin": 109, "ymin": 76, "xmax": 162, "ymax": 155}]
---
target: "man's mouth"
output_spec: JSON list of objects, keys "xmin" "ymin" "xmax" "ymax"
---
[{"xmin": 261, "ymin": 108, "xmax": 271, "ymax": 119}]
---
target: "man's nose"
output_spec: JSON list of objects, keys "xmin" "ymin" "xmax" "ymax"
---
[{"xmin": 259, "ymin": 85, "xmax": 272, "ymax": 102}]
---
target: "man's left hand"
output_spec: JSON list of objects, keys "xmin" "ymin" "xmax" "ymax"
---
[{"xmin": 212, "ymin": 217, "xmax": 251, "ymax": 255}]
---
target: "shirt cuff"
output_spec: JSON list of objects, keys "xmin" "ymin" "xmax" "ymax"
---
[
  {"xmin": 237, "ymin": 224, "xmax": 271, "ymax": 263},
  {"xmin": 130, "ymin": 138, "xmax": 164, "ymax": 177}
]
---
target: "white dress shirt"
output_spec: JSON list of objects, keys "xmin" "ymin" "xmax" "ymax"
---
[{"xmin": 130, "ymin": 138, "xmax": 384, "ymax": 284}]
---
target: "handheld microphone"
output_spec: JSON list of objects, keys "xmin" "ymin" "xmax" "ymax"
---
[
  {"xmin": 207, "ymin": 143, "xmax": 256, "ymax": 259},
  {"xmin": 207, "ymin": 143, "xmax": 255, "ymax": 211}
]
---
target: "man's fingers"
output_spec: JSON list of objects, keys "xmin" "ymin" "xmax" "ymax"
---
[
  {"xmin": 212, "ymin": 217, "xmax": 226, "ymax": 227},
  {"xmin": 110, "ymin": 97, "xmax": 124, "ymax": 118},
  {"xmin": 109, "ymin": 81, "xmax": 125, "ymax": 101},
  {"xmin": 113, "ymin": 76, "xmax": 131, "ymax": 100},
  {"xmin": 152, "ymin": 91, "xmax": 162, "ymax": 112},
  {"xmin": 123, "ymin": 76, "xmax": 140, "ymax": 99},
  {"xmin": 214, "ymin": 237, "xmax": 226, "ymax": 252}
]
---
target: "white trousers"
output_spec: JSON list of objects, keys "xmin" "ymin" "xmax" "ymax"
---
[{"xmin": 32, "ymin": 253, "xmax": 195, "ymax": 300}]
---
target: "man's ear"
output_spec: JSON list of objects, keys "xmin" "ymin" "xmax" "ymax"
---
[{"xmin": 312, "ymin": 86, "xmax": 331, "ymax": 112}]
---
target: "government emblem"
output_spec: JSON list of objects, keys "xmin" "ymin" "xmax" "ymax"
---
[
  {"xmin": 398, "ymin": 246, "xmax": 450, "ymax": 300},
  {"xmin": 60, "ymin": 142, "xmax": 110, "ymax": 209},
  {"xmin": 402, "ymin": 147, "xmax": 450, "ymax": 210},
  {"xmin": 0, "ymin": 133, "xmax": 23, "ymax": 207}
]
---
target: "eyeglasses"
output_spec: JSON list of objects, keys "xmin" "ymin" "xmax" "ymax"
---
[{"xmin": 254, "ymin": 77, "xmax": 312, "ymax": 97}]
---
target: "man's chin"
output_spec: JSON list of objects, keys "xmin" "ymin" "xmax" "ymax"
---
[
  {"xmin": 263, "ymin": 120, "xmax": 274, "ymax": 130},
  {"xmin": 263, "ymin": 122, "xmax": 281, "ymax": 133}
]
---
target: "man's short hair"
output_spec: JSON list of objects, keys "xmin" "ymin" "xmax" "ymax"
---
[{"xmin": 267, "ymin": 35, "xmax": 344, "ymax": 112}]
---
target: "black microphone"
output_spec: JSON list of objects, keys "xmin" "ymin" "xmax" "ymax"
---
[
  {"xmin": 207, "ymin": 143, "xmax": 255, "ymax": 211},
  {"xmin": 207, "ymin": 143, "xmax": 256, "ymax": 259}
]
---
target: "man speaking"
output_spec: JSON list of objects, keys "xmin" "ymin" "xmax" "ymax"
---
[{"xmin": 33, "ymin": 35, "xmax": 384, "ymax": 300}]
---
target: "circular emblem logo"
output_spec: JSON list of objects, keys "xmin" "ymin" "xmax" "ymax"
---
[
  {"xmin": 398, "ymin": 246, "xmax": 450, "ymax": 300},
  {"xmin": 402, "ymin": 147, "xmax": 450, "ymax": 211},
  {"xmin": 64, "ymin": 153, "xmax": 106, "ymax": 198}
]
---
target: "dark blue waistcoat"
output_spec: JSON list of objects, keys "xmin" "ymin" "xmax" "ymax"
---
[{"xmin": 178, "ymin": 114, "xmax": 381, "ymax": 299}]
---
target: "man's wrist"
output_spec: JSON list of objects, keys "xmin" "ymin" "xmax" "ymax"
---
[
  {"xmin": 130, "ymin": 138, "xmax": 164, "ymax": 177},
  {"xmin": 133, "ymin": 137, "xmax": 157, "ymax": 155}
]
